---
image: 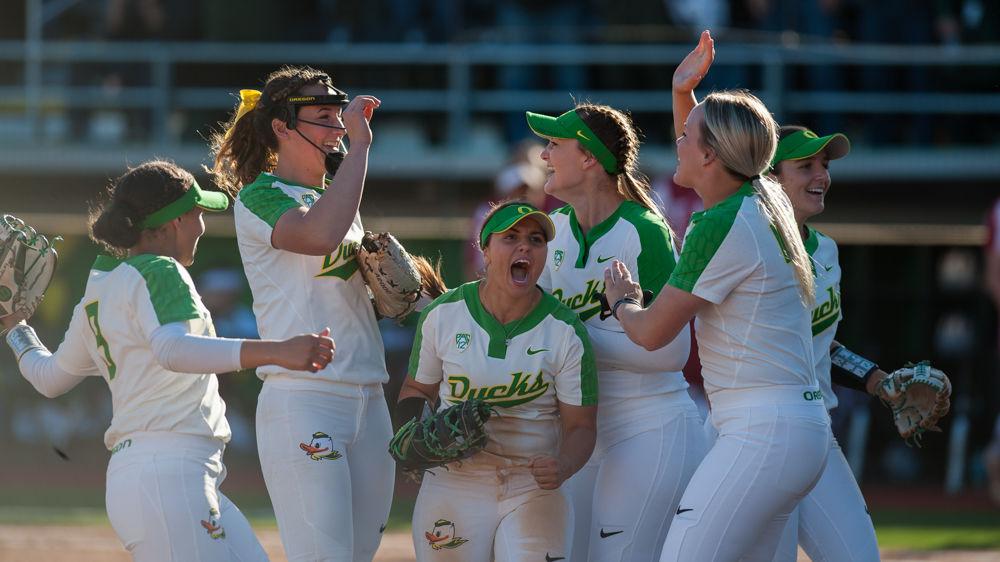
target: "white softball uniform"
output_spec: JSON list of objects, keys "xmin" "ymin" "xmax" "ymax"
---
[
  {"xmin": 409, "ymin": 281, "xmax": 597, "ymax": 562},
  {"xmin": 540, "ymin": 201, "xmax": 706, "ymax": 562},
  {"xmin": 660, "ymin": 184, "xmax": 831, "ymax": 562},
  {"xmin": 19, "ymin": 254, "xmax": 266, "ymax": 561},
  {"xmin": 767, "ymin": 227, "xmax": 879, "ymax": 562},
  {"xmin": 236, "ymin": 172, "xmax": 393, "ymax": 562}
]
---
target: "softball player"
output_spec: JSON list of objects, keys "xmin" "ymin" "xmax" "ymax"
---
[
  {"xmin": 762, "ymin": 125, "xmax": 881, "ymax": 561},
  {"xmin": 1, "ymin": 160, "xmax": 334, "ymax": 561},
  {"xmin": 605, "ymin": 31, "xmax": 831, "ymax": 561},
  {"xmin": 525, "ymin": 104, "xmax": 707, "ymax": 562},
  {"xmin": 398, "ymin": 202, "xmax": 598, "ymax": 562},
  {"xmin": 210, "ymin": 66, "xmax": 392, "ymax": 562}
]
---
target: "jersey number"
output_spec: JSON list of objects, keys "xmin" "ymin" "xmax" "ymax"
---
[{"xmin": 84, "ymin": 301, "xmax": 117, "ymax": 380}]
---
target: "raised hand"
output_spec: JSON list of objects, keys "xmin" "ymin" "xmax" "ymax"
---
[
  {"xmin": 342, "ymin": 95, "xmax": 381, "ymax": 147},
  {"xmin": 603, "ymin": 260, "xmax": 643, "ymax": 310},
  {"xmin": 673, "ymin": 30, "xmax": 715, "ymax": 95}
]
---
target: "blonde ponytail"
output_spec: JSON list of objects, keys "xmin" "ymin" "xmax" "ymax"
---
[{"xmin": 701, "ymin": 90, "xmax": 815, "ymax": 306}]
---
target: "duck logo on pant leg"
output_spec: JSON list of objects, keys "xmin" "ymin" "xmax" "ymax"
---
[
  {"xmin": 200, "ymin": 508, "xmax": 226, "ymax": 540},
  {"xmin": 425, "ymin": 519, "xmax": 469, "ymax": 550},
  {"xmin": 299, "ymin": 431, "xmax": 343, "ymax": 461}
]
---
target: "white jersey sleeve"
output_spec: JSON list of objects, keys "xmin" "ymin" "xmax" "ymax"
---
[{"xmin": 410, "ymin": 295, "xmax": 445, "ymax": 386}]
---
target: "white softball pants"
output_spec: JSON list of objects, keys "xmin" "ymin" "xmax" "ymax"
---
[
  {"xmin": 564, "ymin": 390, "xmax": 708, "ymax": 562},
  {"xmin": 660, "ymin": 386, "xmax": 831, "ymax": 562},
  {"xmin": 770, "ymin": 436, "xmax": 880, "ymax": 562},
  {"xmin": 256, "ymin": 378, "xmax": 394, "ymax": 562},
  {"xmin": 105, "ymin": 432, "xmax": 268, "ymax": 562},
  {"xmin": 411, "ymin": 453, "xmax": 572, "ymax": 562}
]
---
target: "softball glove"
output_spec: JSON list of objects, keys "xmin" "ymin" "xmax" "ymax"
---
[
  {"xmin": 389, "ymin": 398, "xmax": 494, "ymax": 477},
  {"xmin": 875, "ymin": 360, "xmax": 952, "ymax": 446},
  {"xmin": 357, "ymin": 231, "xmax": 424, "ymax": 320},
  {"xmin": 0, "ymin": 215, "xmax": 60, "ymax": 321}
]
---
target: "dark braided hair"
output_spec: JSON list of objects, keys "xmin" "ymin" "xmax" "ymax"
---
[
  {"xmin": 89, "ymin": 160, "xmax": 196, "ymax": 255},
  {"xmin": 209, "ymin": 65, "xmax": 335, "ymax": 196}
]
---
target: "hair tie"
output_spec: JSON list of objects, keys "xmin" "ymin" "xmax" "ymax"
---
[
  {"xmin": 748, "ymin": 174, "xmax": 761, "ymax": 181},
  {"xmin": 234, "ymin": 89, "xmax": 261, "ymax": 124}
]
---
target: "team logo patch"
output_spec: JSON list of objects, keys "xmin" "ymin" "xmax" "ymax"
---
[
  {"xmin": 456, "ymin": 333, "xmax": 471, "ymax": 352},
  {"xmin": 200, "ymin": 508, "xmax": 226, "ymax": 540},
  {"xmin": 299, "ymin": 431, "xmax": 343, "ymax": 461},
  {"xmin": 301, "ymin": 193, "xmax": 317, "ymax": 207},
  {"xmin": 553, "ymin": 250, "xmax": 564, "ymax": 270},
  {"xmin": 425, "ymin": 519, "xmax": 468, "ymax": 550}
]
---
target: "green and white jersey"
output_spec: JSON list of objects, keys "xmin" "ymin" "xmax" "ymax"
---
[
  {"xmin": 539, "ymin": 201, "xmax": 690, "ymax": 399},
  {"xmin": 235, "ymin": 172, "xmax": 387, "ymax": 386},
  {"xmin": 409, "ymin": 281, "xmax": 597, "ymax": 462},
  {"xmin": 52, "ymin": 255, "xmax": 229, "ymax": 450},
  {"xmin": 806, "ymin": 227, "xmax": 842, "ymax": 410},
  {"xmin": 668, "ymin": 183, "xmax": 816, "ymax": 396}
]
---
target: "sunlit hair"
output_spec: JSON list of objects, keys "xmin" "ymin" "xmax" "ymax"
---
[
  {"xmin": 574, "ymin": 103, "xmax": 674, "ymax": 240},
  {"xmin": 88, "ymin": 160, "xmax": 196, "ymax": 256},
  {"xmin": 209, "ymin": 65, "xmax": 334, "ymax": 196},
  {"xmin": 701, "ymin": 91, "xmax": 815, "ymax": 306}
]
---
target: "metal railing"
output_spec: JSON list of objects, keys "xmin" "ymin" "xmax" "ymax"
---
[{"xmin": 1, "ymin": 39, "xmax": 999, "ymax": 179}]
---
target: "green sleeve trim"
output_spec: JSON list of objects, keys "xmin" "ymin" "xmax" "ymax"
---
[
  {"xmin": 549, "ymin": 299, "xmax": 598, "ymax": 405},
  {"xmin": 238, "ymin": 175, "xmax": 301, "ymax": 228},
  {"xmin": 620, "ymin": 202, "xmax": 676, "ymax": 298},
  {"xmin": 92, "ymin": 255, "xmax": 122, "ymax": 272},
  {"xmin": 407, "ymin": 284, "xmax": 467, "ymax": 377},
  {"xmin": 667, "ymin": 186, "xmax": 750, "ymax": 293},
  {"xmin": 124, "ymin": 255, "xmax": 201, "ymax": 326}
]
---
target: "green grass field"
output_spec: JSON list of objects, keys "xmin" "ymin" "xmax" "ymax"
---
[{"xmin": 2, "ymin": 486, "xmax": 998, "ymax": 551}]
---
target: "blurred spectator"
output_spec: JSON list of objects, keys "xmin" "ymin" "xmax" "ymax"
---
[
  {"xmin": 197, "ymin": 268, "xmax": 259, "ymax": 452},
  {"xmin": 851, "ymin": 0, "xmax": 943, "ymax": 145},
  {"xmin": 493, "ymin": 1, "xmax": 594, "ymax": 142},
  {"xmin": 748, "ymin": 0, "xmax": 848, "ymax": 134},
  {"xmin": 198, "ymin": 268, "xmax": 258, "ymax": 339},
  {"xmin": 984, "ymin": 197, "xmax": 1000, "ymax": 504},
  {"xmin": 464, "ymin": 141, "xmax": 555, "ymax": 280}
]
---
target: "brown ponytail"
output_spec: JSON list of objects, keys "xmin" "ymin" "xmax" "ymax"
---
[{"xmin": 209, "ymin": 65, "xmax": 336, "ymax": 196}]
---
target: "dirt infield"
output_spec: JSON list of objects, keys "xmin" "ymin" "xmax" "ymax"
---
[{"xmin": 0, "ymin": 525, "xmax": 998, "ymax": 561}]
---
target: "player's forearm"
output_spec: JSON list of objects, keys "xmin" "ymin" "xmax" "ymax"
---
[
  {"xmin": 557, "ymin": 423, "xmax": 596, "ymax": 478},
  {"xmin": 6, "ymin": 325, "xmax": 85, "ymax": 398},
  {"xmin": 672, "ymin": 90, "xmax": 697, "ymax": 139},
  {"xmin": 829, "ymin": 340, "xmax": 882, "ymax": 394},
  {"xmin": 302, "ymin": 142, "xmax": 371, "ymax": 251}
]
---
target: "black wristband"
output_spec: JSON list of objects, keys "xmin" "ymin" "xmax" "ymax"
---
[
  {"xmin": 829, "ymin": 344, "xmax": 878, "ymax": 392},
  {"xmin": 394, "ymin": 396, "xmax": 431, "ymax": 433},
  {"xmin": 612, "ymin": 296, "xmax": 642, "ymax": 321}
]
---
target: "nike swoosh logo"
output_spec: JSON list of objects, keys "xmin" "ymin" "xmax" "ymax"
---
[
  {"xmin": 527, "ymin": 347, "xmax": 548, "ymax": 355},
  {"xmin": 379, "ymin": 524, "xmax": 386, "ymax": 533},
  {"xmin": 824, "ymin": 264, "xmax": 834, "ymax": 272},
  {"xmin": 676, "ymin": 507, "xmax": 693, "ymax": 515},
  {"xmin": 545, "ymin": 555, "xmax": 565, "ymax": 562},
  {"xmin": 576, "ymin": 130, "xmax": 590, "ymax": 141},
  {"xmin": 596, "ymin": 255, "xmax": 615, "ymax": 263},
  {"xmin": 599, "ymin": 528, "xmax": 623, "ymax": 538}
]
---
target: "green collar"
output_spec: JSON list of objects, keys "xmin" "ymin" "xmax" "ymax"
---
[
  {"xmin": 563, "ymin": 200, "xmax": 636, "ymax": 268},
  {"xmin": 464, "ymin": 280, "xmax": 555, "ymax": 359}
]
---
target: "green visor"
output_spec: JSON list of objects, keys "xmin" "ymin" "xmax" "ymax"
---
[
  {"xmin": 479, "ymin": 203, "xmax": 556, "ymax": 248},
  {"xmin": 140, "ymin": 180, "xmax": 229, "ymax": 229},
  {"xmin": 525, "ymin": 109, "xmax": 619, "ymax": 174},
  {"xmin": 772, "ymin": 129, "xmax": 851, "ymax": 168}
]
